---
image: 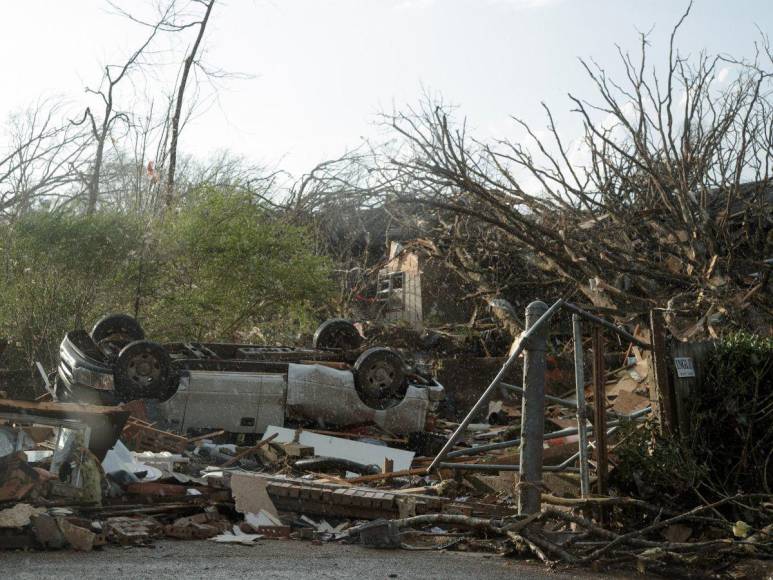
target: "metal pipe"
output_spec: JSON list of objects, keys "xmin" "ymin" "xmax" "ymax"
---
[
  {"xmin": 440, "ymin": 424, "xmax": 623, "ymax": 475},
  {"xmin": 447, "ymin": 426, "xmax": 575, "ymax": 458},
  {"xmin": 436, "ymin": 462, "xmax": 581, "ymax": 473},
  {"xmin": 500, "ymin": 382, "xmax": 580, "ymax": 409},
  {"xmin": 519, "ymin": 300, "xmax": 550, "ymax": 514},
  {"xmin": 427, "ymin": 299, "xmax": 564, "ymax": 473},
  {"xmin": 563, "ymin": 302, "xmax": 650, "ymax": 349},
  {"xmin": 501, "ymin": 381, "xmax": 633, "ymax": 421},
  {"xmin": 555, "ymin": 449, "xmax": 581, "ymax": 470},
  {"xmin": 553, "ymin": 426, "xmax": 620, "ymax": 472},
  {"xmin": 572, "ymin": 314, "xmax": 591, "ymax": 498},
  {"xmin": 445, "ymin": 408, "xmax": 651, "ymax": 459},
  {"xmin": 592, "ymin": 326, "xmax": 609, "ymax": 524}
]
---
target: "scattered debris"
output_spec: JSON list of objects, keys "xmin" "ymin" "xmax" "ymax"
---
[
  {"xmin": 230, "ymin": 472, "xmax": 279, "ymax": 517},
  {"xmin": 264, "ymin": 425, "xmax": 415, "ymax": 472},
  {"xmin": 0, "ymin": 310, "xmax": 767, "ymax": 580},
  {"xmin": 210, "ymin": 526, "xmax": 263, "ymax": 545}
]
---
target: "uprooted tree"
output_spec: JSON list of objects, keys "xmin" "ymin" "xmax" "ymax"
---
[{"xmin": 315, "ymin": 7, "xmax": 772, "ymax": 338}]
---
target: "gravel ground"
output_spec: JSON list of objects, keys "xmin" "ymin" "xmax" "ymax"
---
[{"xmin": 3, "ymin": 539, "xmax": 637, "ymax": 580}]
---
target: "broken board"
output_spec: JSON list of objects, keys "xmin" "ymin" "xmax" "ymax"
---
[{"xmin": 263, "ymin": 426, "xmax": 414, "ymax": 472}]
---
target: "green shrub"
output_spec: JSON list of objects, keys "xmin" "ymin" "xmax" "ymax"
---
[
  {"xmin": 0, "ymin": 212, "xmax": 144, "ymax": 369},
  {"xmin": 614, "ymin": 420, "xmax": 706, "ymax": 501},
  {"xmin": 0, "ymin": 191, "xmax": 335, "ymax": 394},
  {"xmin": 146, "ymin": 187, "xmax": 333, "ymax": 342},
  {"xmin": 686, "ymin": 332, "xmax": 773, "ymax": 495},
  {"xmin": 615, "ymin": 332, "xmax": 773, "ymax": 502}
]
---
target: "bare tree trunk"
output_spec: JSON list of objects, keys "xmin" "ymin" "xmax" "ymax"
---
[
  {"xmin": 86, "ymin": 111, "xmax": 111, "ymax": 214},
  {"xmin": 75, "ymin": 11, "xmax": 164, "ymax": 215},
  {"xmin": 164, "ymin": 0, "xmax": 215, "ymax": 209}
]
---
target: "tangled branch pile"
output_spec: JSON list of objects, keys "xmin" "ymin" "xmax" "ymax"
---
[
  {"xmin": 359, "ymin": 494, "xmax": 773, "ymax": 577},
  {"xmin": 323, "ymin": 6, "xmax": 772, "ymax": 337}
]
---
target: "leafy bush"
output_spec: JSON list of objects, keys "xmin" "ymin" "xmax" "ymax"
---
[
  {"xmin": 146, "ymin": 188, "xmax": 333, "ymax": 341},
  {"xmin": 614, "ymin": 420, "xmax": 706, "ymax": 502},
  {"xmin": 615, "ymin": 332, "xmax": 773, "ymax": 502},
  {"xmin": 0, "ymin": 190, "xmax": 334, "ymax": 395},
  {"xmin": 686, "ymin": 332, "xmax": 773, "ymax": 495},
  {"xmin": 0, "ymin": 212, "xmax": 144, "ymax": 370}
]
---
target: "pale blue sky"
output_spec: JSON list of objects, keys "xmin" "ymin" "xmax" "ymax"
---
[{"xmin": 1, "ymin": 0, "xmax": 771, "ymax": 177}]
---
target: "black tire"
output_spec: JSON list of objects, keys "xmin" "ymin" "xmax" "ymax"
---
[
  {"xmin": 157, "ymin": 373, "xmax": 180, "ymax": 402},
  {"xmin": 353, "ymin": 347, "xmax": 406, "ymax": 409},
  {"xmin": 114, "ymin": 340, "xmax": 171, "ymax": 401},
  {"xmin": 313, "ymin": 318, "xmax": 363, "ymax": 350},
  {"xmin": 91, "ymin": 314, "xmax": 145, "ymax": 344}
]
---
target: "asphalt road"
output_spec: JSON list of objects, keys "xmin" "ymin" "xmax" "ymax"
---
[{"xmin": 3, "ymin": 539, "xmax": 635, "ymax": 580}]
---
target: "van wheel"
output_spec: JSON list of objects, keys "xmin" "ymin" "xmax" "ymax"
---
[
  {"xmin": 354, "ymin": 348, "xmax": 406, "ymax": 409},
  {"xmin": 313, "ymin": 318, "xmax": 363, "ymax": 350},
  {"xmin": 114, "ymin": 340, "xmax": 171, "ymax": 401},
  {"xmin": 91, "ymin": 314, "xmax": 145, "ymax": 345}
]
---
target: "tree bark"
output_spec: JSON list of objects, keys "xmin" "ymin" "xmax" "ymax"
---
[{"xmin": 164, "ymin": 0, "xmax": 215, "ymax": 208}]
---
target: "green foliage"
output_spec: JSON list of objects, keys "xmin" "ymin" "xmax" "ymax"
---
[
  {"xmin": 147, "ymin": 188, "xmax": 333, "ymax": 341},
  {"xmin": 686, "ymin": 332, "xmax": 773, "ymax": 495},
  {"xmin": 614, "ymin": 419, "xmax": 706, "ymax": 501},
  {"xmin": 0, "ymin": 212, "xmax": 144, "ymax": 369},
  {"xmin": 0, "ymin": 189, "xmax": 334, "ymax": 389},
  {"xmin": 615, "ymin": 332, "xmax": 773, "ymax": 502}
]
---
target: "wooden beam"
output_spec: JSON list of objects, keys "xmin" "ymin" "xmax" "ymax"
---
[
  {"xmin": 221, "ymin": 433, "xmax": 278, "ymax": 467},
  {"xmin": 649, "ymin": 309, "xmax": 677, "ymax": 434},
  {"xmin": 592, "ymin": 326, "xmax": 609, "ymax": 524}
]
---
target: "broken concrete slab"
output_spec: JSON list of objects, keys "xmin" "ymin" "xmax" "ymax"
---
[
  {"xmin": 0, "ymin": 452, "xmax": 44, "ymax": 502},
  {"xmin": 230, "ymin": 472, "xmax": 279, "ymax": 517},
  {"xmin": 241, "ymin": 510, "xmax": 290, "ymax": 538},
  {"xmin": 104, "ymin": 516, "xmax": 162, "ymax": 546},
  {"xmin": 164, "ymin": 511, "xmax": 230, "ymax": 539},
  {"xmin": 0, "ymin": 503, "xmax": 46, "ymax": 528},
  {"xmin": 232, "ymin": 472, "xmax": 464, "ymax": 521},
  {"xmin": 60, "ymin": 519, "xmax": 96, "ymax": 551},
  {"xmin": 31, "ymin": 513, "xmax": 65, "ymax": 549}
]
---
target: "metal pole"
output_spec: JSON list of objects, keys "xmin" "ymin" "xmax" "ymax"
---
[
  {"xmin": 445, "ymin": 408, "xmax": 651, "ymax": 459},
  {"xmin": 440, "ymin": 425, "xmax": 622, "ymax": 474},
  {"xmin": 501, "ymin": 382, "xmax": 581, "ymax": 409},
  {"xmin": 572, "ymin": 314, "xmax": 591, "ymax": 498},
  {"xmin": 564, "ymin": 302, "xmax": 650, "ymax": 349},
  {"xmin": 518, "ymin": 300, "xmax": 549, "ymax": 515},
  {"xmin": 436, "ymin": 463, "xmax": 580, "ymax": 473},
  {"xmin": 427, "ymin": 299, "xmax": 563, "ymax": 473}
]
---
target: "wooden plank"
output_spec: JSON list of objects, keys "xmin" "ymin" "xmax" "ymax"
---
[
  {"xmin": 649, "ymin": 309, "xmax": 677, "ymax": 434},
  {"xmin": 670, "ymin": 340, "xmax": 714, "ymax": 437},
  {"xmin": 221, "ymin": 433, "xmax": 278, "ymax": 468},
  {"xmin": 347, "ymin": 467, "xmax": 427, "ymax": 484},
  {"xmin": 187, "ymin": 430, "xmax": 226, "ymax": 443}
]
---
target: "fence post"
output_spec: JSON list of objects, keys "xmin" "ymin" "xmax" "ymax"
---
[
  {"xmin": 591, "ymin": 325, "xmax": 609, "ymax": 524},
  {"xmin": 649, "ymin": 309, "xmax": 677, "ymax": 435},
  {"xmin": 572, "ymin": 314, "xmax": 591, "ymax": 498},
  {"xmin": 518, "ymin": 300, "xmax": 549, "ymax": 515}
]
